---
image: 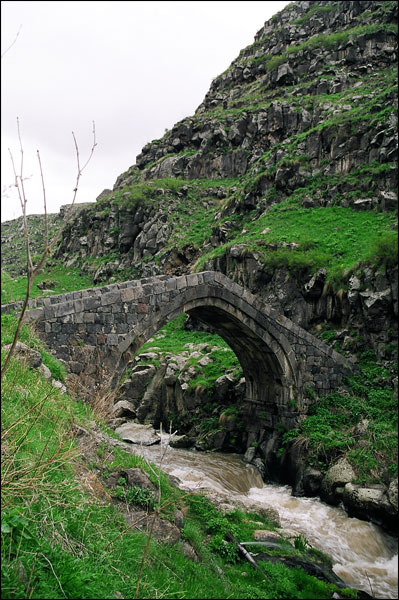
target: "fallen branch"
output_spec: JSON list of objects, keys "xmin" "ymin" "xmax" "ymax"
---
[{"xmin": 225, "ymin": 529, "xmax": 260, "ymax": 570}]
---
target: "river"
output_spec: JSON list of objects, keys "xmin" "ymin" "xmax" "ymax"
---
[{"xmin": 131, "ymin": 436, "xmax": 398, "ymax": 599}]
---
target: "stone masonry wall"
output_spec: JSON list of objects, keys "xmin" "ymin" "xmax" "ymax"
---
[{"xmin": 2, "ymin": 272, "xmax": 354, "ymax": 410}]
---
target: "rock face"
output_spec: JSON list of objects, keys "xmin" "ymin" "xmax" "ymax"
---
[{"xmin": 50, "ymin": 0, "xmax": 398, "ymax": 361}]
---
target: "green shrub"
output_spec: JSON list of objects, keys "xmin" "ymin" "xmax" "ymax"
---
[{"xmin": 113, "ymin": 483, "xmax": 156, "ymax": 510}]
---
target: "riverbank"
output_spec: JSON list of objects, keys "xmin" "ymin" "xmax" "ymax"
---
[{"xmin": 2, "ymin": 335, "xmax": 384, "ymax": 600}]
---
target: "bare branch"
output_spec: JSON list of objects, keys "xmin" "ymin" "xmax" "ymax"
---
[
  {"xmin": 1, "ymin": 120, "xmax": 97, "ymax": 380},
  {"xmin": 1, "ymin": 24, "xmax": 22, "ymax": 59},
  {"xmin": 37, "ymin": 150, "xmax": 49, "ymax": 256}
]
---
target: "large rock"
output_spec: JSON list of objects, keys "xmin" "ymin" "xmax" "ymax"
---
[
  {"xmin": 342, "ymin": 481, "xmax": 398, "ymax": 532},
  {"xmin": 114, "ymin": 422, "xmax": 160, "ymax": 445},
  {"xmin": 120, "ymin": 364, "xmax": 156, "ymax": 401},
  {"xmin": 320, "ymin": 457, "xmax": 355, "ymax": 505},
  {"xmin": 302, "ymin": 467, "xmax": 323, "ymax": 496},
  {"xmin": 112, "ymin": 400, "xmax": 136, "ymax": 418}
]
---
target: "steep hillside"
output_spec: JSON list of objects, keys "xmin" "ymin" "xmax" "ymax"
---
[{"xmin": 53, "ymin": 0, "xmax": 397, "ymax": 357}]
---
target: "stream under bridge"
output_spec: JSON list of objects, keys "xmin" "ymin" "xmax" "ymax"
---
[{"xmin": 4, "ymin": 271, "xmax": 354, "ymax": 430}]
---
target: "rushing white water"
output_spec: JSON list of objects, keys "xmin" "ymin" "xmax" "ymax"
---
[
  {"xmin": 132, "ymin": 439, "xmax": 398, "ymax": 599},
  {"xmin": 248, "ymin": 484, "xmax": 398, "ymax": 599}
]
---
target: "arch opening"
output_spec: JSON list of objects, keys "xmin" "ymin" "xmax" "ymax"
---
[{"xmin": 115, "ymin": 292, "xmax": 299, "ymax": 449}]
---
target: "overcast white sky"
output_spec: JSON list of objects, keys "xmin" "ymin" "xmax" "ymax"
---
[{"xmin": 1, "ymin": 0, "xmax": 290, "ymax": 222}]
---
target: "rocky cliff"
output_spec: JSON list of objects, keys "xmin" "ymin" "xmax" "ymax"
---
[{"xmin": 54, "ymin": 0, "xmax": 397, "ymax": 357}]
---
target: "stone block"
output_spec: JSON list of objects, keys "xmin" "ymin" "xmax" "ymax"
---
[
  {"xmin": 44, "ymin": 301, "xmax": 74, "ymax": 319},
  {"xmin": 83, "ymin": 313, "xmax": 95, "ymax": 323},
  {"xmin": 121, "ymin": 287, "xmax": 135, "ymax": 302},
  {"xmin": 186, "ymin": 273, "xmax": 199, "ymax": 287},
  {"xmin": 176, "ymin": 275, "xmax": 187, "ymax": 290},
  {"xmin": 101, "ymin": 290, "xmax": 121, "ymax": 306},
  {"xmin": 166, "ymin": 278, "xmax": 177, "ymax": 291},
  {"xmin": 142, "ymin": 284, "xmax": 153, "ymax": 296},
  {"xmin": 137, "ymin": 303, "xmax": 149, "ymax": 313},
  {"xmin": 82, "ymin": 296, "xmax": 101, "ymax": 311},
  {"xmin": 23, "ymin": 307, "xmax": 44, "ymax": 322},
  {"xmin": 74, "ymin": 299, "xmax": 84, "ymax": 312},
  {"xmin": 107, "ymin": 334, "xmax": 120, "ymax": 345},
  {"xmin": 97, "ymin": 333, "xmax": 107, "ymax": 345}
]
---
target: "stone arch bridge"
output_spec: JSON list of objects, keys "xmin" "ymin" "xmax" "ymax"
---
[{"xmin": 4, "ymin": 271, "xmax": 353, "ymax": 430}]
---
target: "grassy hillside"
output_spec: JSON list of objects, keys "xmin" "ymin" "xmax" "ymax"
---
[{"xmin": 1, "ymin": 316, "xmax": 354, "ymax": 600}]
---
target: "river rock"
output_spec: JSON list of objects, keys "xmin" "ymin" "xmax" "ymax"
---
[
  {"xmin": 114, "ymin": 422, "xmax": 160, "ymax": 445},
  {"xmin": 253, "ymin": 530, "xmax": 293, "ymax": 545},
  {"xmin": 169, "ymin": 434, "xmax": 195, "ymax": 448},
  {"xmin": 342, "ymin": 481, "xmax": 398, "ymax": 531},
  {"xmin": 388, "ymin": 478, "xmax": 398, "ymax": 510},
  {"xmin": 234, "ymin": 499, "xmax": 281, "ymax": 527},
  {"xmin": 320, "ymin": 457, "xmax": 355, "ymax": 505},
  {"xmin": 302, "ymin": 466, "xmax": 323, "ymax": 496}
]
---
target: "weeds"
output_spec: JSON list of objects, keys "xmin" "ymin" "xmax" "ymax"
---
[{"xmin": 281, "ymin": 352, "xmax": 397, "ymax": 480}]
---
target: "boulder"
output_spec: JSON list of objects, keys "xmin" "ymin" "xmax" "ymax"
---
[
  {"xmin": 114, "ymin": 422, "xmax": 160, "ymax": 446},
  {"xmin": 37, "ymin": 363, "xmax": 52, "ymax": 379},
  {"xmin": 112, "ymin": 400, "xmax": 136, "ymax": 418},
  {"xmin": 120, "ymin": 468, "xmax": 157, "ymax": 492},
  {"xmin": 320, "ymin": 457, "xmax": 355, "ymax": 505},
  {"xmin": 302, "ymin": 467, "xmax": 323, "ymax": 496},
  {"xmin": 124, "ymin": 365, "xmax": 156, "ymax": 401},
  {"xmin": 342, "ymin": 482, "xmax": 398, "ymax": 531},
  {"xmin": 214, "ymin": 374, "xmax": 235, "ymax": 401}
]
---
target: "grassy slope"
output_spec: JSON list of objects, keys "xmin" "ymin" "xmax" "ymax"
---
[
  {"xmin": 1, "ymin": 263, "xmax": 97, "ymax": 305},
  {"xmin": 1, "ymin": 316, "xmax": 351, "ymax": 600}
]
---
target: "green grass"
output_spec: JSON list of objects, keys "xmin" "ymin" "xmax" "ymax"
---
[
  {"xmin": 255, "ymin": 23, "xmax": 398, "ymax": 72},
  {"xmin": 134, "ymin": 314, "xmax": 242, "ymax": 392},
  {"xmin": 1, "ymin": 314, "xmax": 67, "ymax": 381},
  {"xmin": 1, "ymin": 320, "xmax": 345, "ymax": 599},
  {"xmin": 194, "ymin": 199, "xmax": 397, "ymax": 287},
  {"xmin": 279, "ymin": 351, "xmax": 398, "ymax": 482},
  {"xmin": 1, "ymin": 264, "xmax": 96, "ymax": 305}
]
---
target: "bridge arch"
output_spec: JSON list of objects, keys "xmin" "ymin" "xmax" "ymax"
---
[{"xmin": 116, "ymin": 281, "xmax": 299, "ymax": 428}]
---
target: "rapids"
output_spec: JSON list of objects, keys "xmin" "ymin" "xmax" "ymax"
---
[{"xmin": 132, "ymin": 436, "xmax": 398, "ymax": 599}]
